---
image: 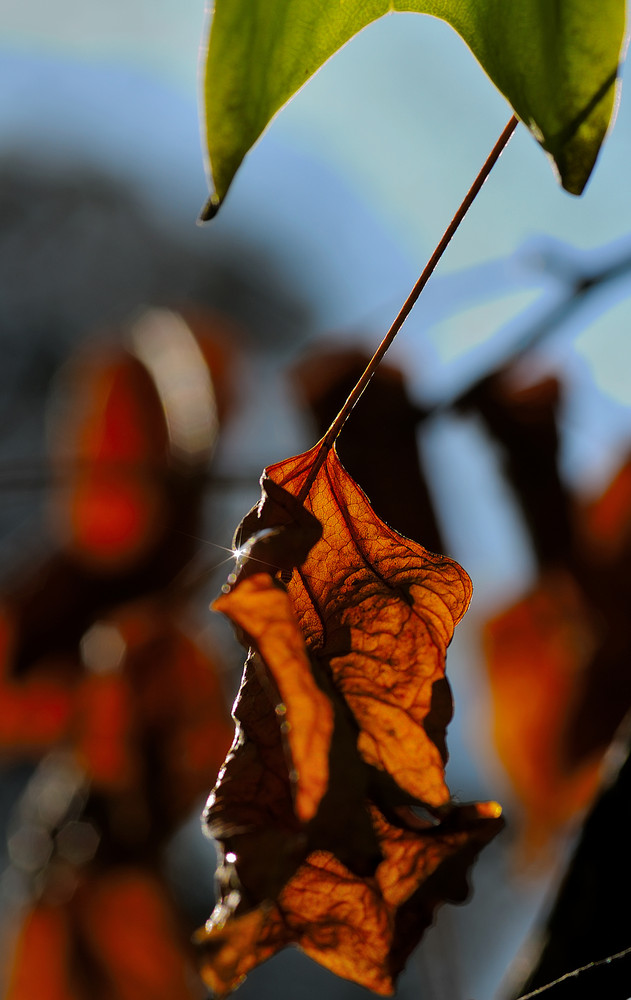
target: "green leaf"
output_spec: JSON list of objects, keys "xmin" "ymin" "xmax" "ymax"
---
[{"xmin": 200, "ymin": 0, "xmax": 626, "ymax": 219}]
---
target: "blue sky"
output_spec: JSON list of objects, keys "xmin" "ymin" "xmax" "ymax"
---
[{"xmin": 2, "ymin": 6, "xmax": 630, "ymax": 412}]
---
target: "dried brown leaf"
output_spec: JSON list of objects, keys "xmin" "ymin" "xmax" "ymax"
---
[
  {"xmin": 199, "ymin": 442, "xmax": 502, "ymax": 995},
  {"xmin": 258, "ymin": 442, "xmax": 472, "ymax": 807},
  {"xmin": 214, "ymin": 572, "xmax": 334, "ymax": 823},
  {"xmin": 198, "ymin": 799, "xmax": 501, "ymax": 997}
]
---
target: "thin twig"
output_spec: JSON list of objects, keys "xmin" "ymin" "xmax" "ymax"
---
[
  {"xmin": 515, "ymin": 944, "xmax": 631, "ymax": 999},
  {"xmin": 296, "ymin": 114, "xmax": 519, "ymax": 504}
]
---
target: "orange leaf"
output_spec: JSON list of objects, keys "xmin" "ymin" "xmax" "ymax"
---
[
  {"xmin": 0, "ymin": 610, "xmax": 75, "ymax": 752},
  {"xmin": 6, "ymin": 871, "xmax": 202, "ymax": 1000},
  {"xmin": 484, "ymin": 451, "xmax": 631, "ymax": 856},
  {"xmin": 214, "ymin": 572, "xmax": 334, "ymax": 823},
  {"xmin": 198, "ymin": 799, "xmax": 501, "ymax": 996},
  {"xmin": 485, "ymin": 569, "xmax": 602, "ymax": 854},
  {"xmin": 247, "ymin": 442, "xmax": 472, "ymax": 808},
  {"xmin": 200, "ymin": 443, "xmax": 502, "ymax": 994},
  {"xmin": 76, "ymin": 869, "xmax": 197, "ymax": 1000},
  {"xmin": 5, "ymin": 904, "xmax": 80, "ymax": 1000}
]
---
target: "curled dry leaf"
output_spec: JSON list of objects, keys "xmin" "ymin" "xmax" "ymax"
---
[
  {"xmin": 213, "ymin": 572, "xmax": 334, "ymax": 825},
  {"xmin": 197, "ymin": 442, "xmax": 503, "ymax": 995},
  {"xmin": 258, "ymin": 442, "xmax": 473, "ymax": 808}
]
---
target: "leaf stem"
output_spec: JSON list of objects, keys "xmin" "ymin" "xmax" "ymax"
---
[{"xmin": 297, "ymin": 114, "xmax": 519, "ymax": 504}]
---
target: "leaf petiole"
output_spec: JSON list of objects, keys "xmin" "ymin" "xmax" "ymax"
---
[{"xmin": 297, "ymin": 114, "xmax": 519, "ymax": 505}]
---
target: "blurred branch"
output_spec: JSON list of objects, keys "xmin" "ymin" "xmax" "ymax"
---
[{"xmin": 440, "ymin": 242, "xmax": 631, "ymax": 414}]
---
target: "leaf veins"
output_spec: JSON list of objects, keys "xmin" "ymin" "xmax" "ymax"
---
[{"xmin": 197, "ymin": 442, "xmax": 502, "ymax": 995}]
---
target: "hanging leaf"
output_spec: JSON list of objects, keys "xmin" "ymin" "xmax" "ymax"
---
[
  {"xmin": 197, "ymin": 443, "xmax": 502, "ymax": 995},
  {"xmin": 200, "ymin": 0, "xmax": 626, "ymax": 217},
  {"xmin": 258, "ymin": 442, "xmax": 472, "ymax": 807},
  {"xmin": 198, "ymin": 796, "xmax": 501, "ymax": 996},
  {"xmin": 477, "ymin": 367, "xmax": 631, "ymax": 855},
  {"xmin": 484, "ymin": 569, "xmax": 603, "ymax": 856}
]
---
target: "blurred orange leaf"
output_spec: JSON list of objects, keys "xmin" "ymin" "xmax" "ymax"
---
[
  {"xmin": 5, "ymin": 871, "xmax": 200, "ymax": 1000},
  {"xmin": 484, "ymin": 569, "xmax": 602, "ymax": 855},
  {"xmin": 290, "ymin": 346, "xmax": 444, "ymax": 552},
  {"xmin": 76, "ymin": 870, "xmax": 198, "ymax": 1000},
  {"xmin": 581, "ymin": 455, "xmax": 631, "ymax": 559},
  {"xmin": 0, "ymin": 610, "xmax": 75, "ymax": 753},
  {"xmin": 483, "ymin": 426, "xmax": 631, "ymax": 856},
  {"xmin": 198, "ymin": 442, "xmax": 502, "ymax": 995},
  {"xmin": 5, "ymin": 905, "xmax": 77, "ymax": 1000}
]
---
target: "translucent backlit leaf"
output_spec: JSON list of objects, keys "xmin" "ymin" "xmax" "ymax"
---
[
  {"xmin": 200, "ymin": 0, "xmax": 626, "ymax": 216},
  {"xmin": 261, "ymin": 442, "xmax": 472, "ymax": 808},
  {"xmin": 198, "ymin": 802, "xmax": 501, "ymax": 996},
  {"xmin": 199, "ymin": 443, "xmax": 502, "ymax": 994},
  {"xmin": 214, "ymin": 573, "xmax": 334, "ymax": 824},
  {"xmin": 484, "ymin": 569, "xmax": 603, "ymax": 855}
]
